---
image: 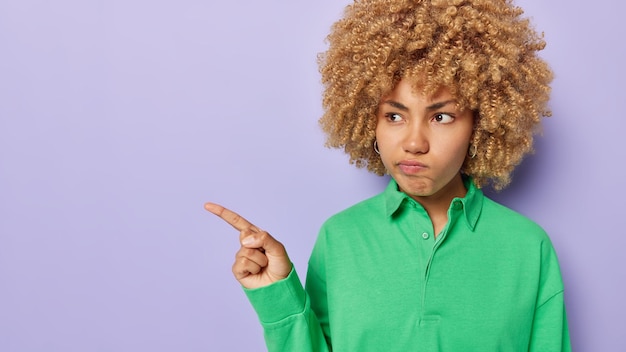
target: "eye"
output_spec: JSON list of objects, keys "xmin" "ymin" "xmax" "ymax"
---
[
  {"xmin": 433, "ymin": 113, "xmax": 454, "ymax": 124},
  {"xmin": 385, "ymin": 112, "xmax": 403, "ymax": 122}
]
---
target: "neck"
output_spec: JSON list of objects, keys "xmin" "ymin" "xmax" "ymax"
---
[{"xmin": 410, "ymin": 174, "xmax": 467, "ymax": 236}]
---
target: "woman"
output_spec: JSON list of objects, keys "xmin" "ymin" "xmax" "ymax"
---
[{"xmin": 206, "ymin": 0, "xmax": 570, "ymax": 350}]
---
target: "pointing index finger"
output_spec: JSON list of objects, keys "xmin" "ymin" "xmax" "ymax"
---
[{"xmin": 204, "ymin": 202, "xmax": 258, "ymax": 232}]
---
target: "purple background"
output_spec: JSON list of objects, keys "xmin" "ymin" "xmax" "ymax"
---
[{"xmin": 1, "ymin": 0, "xmax": 624, "ymax": 351}]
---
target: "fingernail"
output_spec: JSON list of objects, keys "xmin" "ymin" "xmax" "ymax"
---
[{"xmin": 242, "ymin": 236, "xmax": 254, "ymax": 246}]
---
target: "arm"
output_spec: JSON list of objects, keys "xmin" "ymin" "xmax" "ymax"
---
[
  {"xmin": 205, "ymin": 203, "xmax": 330, "ymax": 351},
  {"xmin": 528, "ymin": 291, "xmax": 571, "ymax": 351},
  {"xmin": 245, "ymin": 268, "xmax": 330, "ymax": 352},
  {"xmin": 528, "ymin": 239, "xmax": 572, "ymax": 351}
]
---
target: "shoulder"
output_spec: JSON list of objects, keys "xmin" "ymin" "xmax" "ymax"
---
[
  {"xmin": 320, "ymin": 192, "xmax": 385, "ymax": 231},
  {"xmin": 476, "ymin": 197, "xmax": 563, "ymax": 281},
  {"xmin": 478, "ymin": 196, "xmax": 550, "ymax": 243}
]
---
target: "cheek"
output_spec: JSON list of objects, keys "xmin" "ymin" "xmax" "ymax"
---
[
  {"xmin": 451, "ymin": 133, "xmax": 472, "ymax": 164},
  {"xmin": 374, "ymin": 126, "xmax": 387, "ymax": 148},
  {"xmin": 374, "ymin": 123, "xmax": 383, "ymax": 140},
  {"xmin": 436, "ymin": 130, "xmax": 471, "ymax": 160},
  {"xmin": 374, "ymin": 130, "xmax": 394, "ymax": 166},
  {"xmin": 374, "ymin": 120, "xmax": 398, "ymax": 145}
]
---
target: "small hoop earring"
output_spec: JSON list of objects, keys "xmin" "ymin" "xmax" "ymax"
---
[
  {"xmin": 373, "ymin": 140, "xmax": 380, "ymax": 155},
  {"xmin": 469, "ymin": 144, "xmax": 477, "ymax": 159}
]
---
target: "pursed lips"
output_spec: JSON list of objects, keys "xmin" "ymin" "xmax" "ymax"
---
[{"xmin": 397, "ymin": 160, "xmax": 427, "ymax": 174}]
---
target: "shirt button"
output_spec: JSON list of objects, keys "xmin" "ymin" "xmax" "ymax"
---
[{"xmin": 421, "ymin": 232, "xmax": 430, "ymax": 240}]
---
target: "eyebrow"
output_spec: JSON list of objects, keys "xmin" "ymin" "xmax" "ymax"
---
[
  {"xmin": 425, "ymin": 99, "xmax": 456, "ymax": 111},
  {"xmin": 382, "ymin": 99, "xmax": 457, "ymax": 112},
  {"xmin": 383, "ymin": 100, "xmax": 409, "ymax": 111}
]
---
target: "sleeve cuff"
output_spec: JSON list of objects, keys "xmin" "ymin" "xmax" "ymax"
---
[{"xmin": 243, "ymin": 266, "xmax": 307, "ymax": 324}]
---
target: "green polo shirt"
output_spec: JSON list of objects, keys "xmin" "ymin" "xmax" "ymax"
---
[{"xmin": 245, "ymin": 178, "xmax": 571, "ymax": 351}]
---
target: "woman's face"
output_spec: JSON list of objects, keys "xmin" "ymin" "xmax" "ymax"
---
[{"xmin": 375, "ymin": 79, "xmax": 474, "ymax": 202}]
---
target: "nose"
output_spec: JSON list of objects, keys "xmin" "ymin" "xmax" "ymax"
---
[{"xmin": 402, "ymin": 121, "xmax": 429, "ymax": 154}]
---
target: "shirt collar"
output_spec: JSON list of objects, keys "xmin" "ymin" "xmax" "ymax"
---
[{"xmin": 384, "ymin": 176, "xmax": 483, "ymax": 231}]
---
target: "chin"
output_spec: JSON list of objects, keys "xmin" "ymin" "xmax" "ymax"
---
[
  {"xmin": 406, "ymin": 189, "xmax": 436, "ymax": 198},
  {"xmin": 396, "ymin": 180, "xmax": 434, "ymax": 198}
]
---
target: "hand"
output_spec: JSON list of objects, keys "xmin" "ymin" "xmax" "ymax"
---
[{"xmin": 204, "ymin": 202, "xmax": 292, "ymax": 289}]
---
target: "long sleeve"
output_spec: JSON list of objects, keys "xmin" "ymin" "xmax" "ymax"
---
[
  {"xmin": 528, "ymin": 238, "xmax": 572, "ymax": 352},
  {"xmin": 244, "ymin": 268, "xmax": 330, "ymax": 352},
  {"xmin": 528, "ymin": 291, "xmax": 571, "ymax": 351},
  {"xmin": 239, "ymin": 181, "xmax": 572, "ymax": 351}
]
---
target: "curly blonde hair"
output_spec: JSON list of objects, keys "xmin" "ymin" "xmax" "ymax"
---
[{"xmin": 318, "ymin": 0, "xmax": 553, "ymax": 190}]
